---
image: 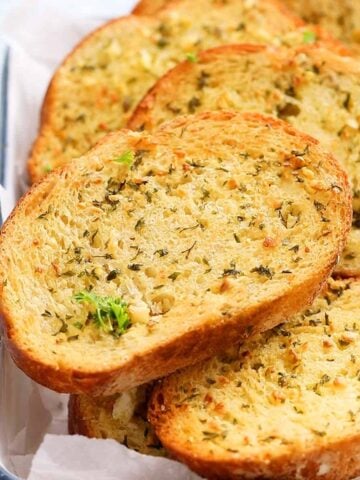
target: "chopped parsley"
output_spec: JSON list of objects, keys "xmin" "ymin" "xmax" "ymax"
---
[
  {"xmin": 222, "ymin": 266, "xmax": 244, "ymax": 278},
  {"xmin": 113, "ymin": 150, "xmax": 134, "ymax": 167},
  {"xmin": 106, "ymin": 269, "xmax": 120, "ymax": 281},
  {"xmin": 73, "ymin": 291, "xmax": 130, "ymax": 336},
  {"xmin": 135, "ymin": 218, "xmax": 145, "ymax": 231},
  {"xmin": 251, "ymin": 265, "xmax": 274, "ymax": 279},
  {"xmin": 186, "ymin": 52, "xmax": 198, "ymax": 63},
  {"xmin": 168, "ymin": 271, "xmax": 181, "ymax": 281},
  {"xmin": 127, "ymin": 263, "xmax": 142, "ymax": 271},
  {"xmin": 154, "ymin": 248, "xmax": 169, "ymax": 257},
  {"xmin": 43, "ymin": 164, "xmax": 52, "ymax": 173},
  {"xmin": 303, "ymin": 31, "xmax": 316, "ymax": 44},
  {"xmin": 188, "ymin": 97, "xmax": 201, "ymax": 113},
  {"xmin": 37, "ymin": 206, "xmax": 52, "ymax": 220}
]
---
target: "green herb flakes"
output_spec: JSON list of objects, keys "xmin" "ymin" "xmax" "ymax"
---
[
  {"xmin": 114, "ymin": 150, "xmax": 134, "ymax": 166},
  {"xmin": 186, "ymin": 52, "xmax": 198, "ymax": 63},
  {"xmin": 168, "ymin": 272, "xmax": 181, "ymax": 281},
  {"xmin": 73, "ymin": 291, "xmax": 130, "ymax": 336},
  {"xmin": 303, "ymin": 31, "xmax": 317, "ymax": 44},
  {"xmin": 251, "ymin": 265, "xmax": 273, "ymax": 279}
]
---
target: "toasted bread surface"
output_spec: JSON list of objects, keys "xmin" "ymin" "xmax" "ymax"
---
[
  {"xmin": 133, "ymin": 0, "xmax": 360, "ymax": 52},
  {"xmin": 129, "ymin": 44, "xmax": 360, "ymax": 276},
  {"xmin": 149, "ymin": 278, "xmax": 360, "ymax": 480},
  {"xmin": 29, "ymin": 0, "xmax": 347, "ymax": 183},
  {"xmin": 282, "ymin": 0, "xmax": 360, "ymax": 48},
  {"xmin": 68, "ymin": 387, "xmax": 165, "ymax": 456},
  {"xmin": 0, "ymin": 112, "xmax": 351, "ymax": 394}
]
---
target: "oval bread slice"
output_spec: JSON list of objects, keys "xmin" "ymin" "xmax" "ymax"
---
[
  {"xmin": 68, "ymin": 387, "xmax": 165, "ymax": 456},
  {"xmin": 28, "ymin": 0, "xmax": 346, "ymax": 183},
  {"xmin": 132, "ymin": 0, "xmax": 169, "ymax": 15},
  {"xmin": 0, "ymin": 112, "xmax": 351, "ymax": 394},
  {"xmin": 129, "ymin": 44, "xmax": 360, "ymax": 276},
  {"xmin": 149, "ymin": 278, "xmax": 360, "ymax": 480}
]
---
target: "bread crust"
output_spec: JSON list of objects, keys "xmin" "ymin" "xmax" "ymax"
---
[
  {"xmin": 148, "ymin": 413, "xmax": 360, "ymax": 480},
  {"xmin": 1, "ymin": 111, "xmax": 352, "ymax": 395},
  {"xmin": 132, "ymin": 0, "xmax": 169, "ymax": 15},
  {"xmin": 148, "ymin": 277, "xmax": 360, "ymax": 480}
]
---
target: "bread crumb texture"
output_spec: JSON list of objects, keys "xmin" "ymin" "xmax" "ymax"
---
[
  {"xmin": 128, "ymin": 45, "xmax": 360, "ymax": 275},
  {"xmin": 149, "ymin": 278, "xmax": 360, "ymax": 480},
  {"xmin": 29, "ymin": 0, "xmax": 344, "ymax": 182},
  {"xmin": 0, "ymin": 112, "xmax": 351, "ymax": 393}
]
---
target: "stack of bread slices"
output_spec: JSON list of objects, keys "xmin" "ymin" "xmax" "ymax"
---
[{"xmin": 1, "ymin": 0, "xmax": 360, "ymax": 478}]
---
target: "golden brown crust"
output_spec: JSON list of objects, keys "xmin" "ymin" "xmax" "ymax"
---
[
  {"xmin": 2, "ymin": 111, "xmax": 352, "ymax": 395},
  {"xmin": 132, "ymin": 0, "xmax": 169, "ymax": 15}
]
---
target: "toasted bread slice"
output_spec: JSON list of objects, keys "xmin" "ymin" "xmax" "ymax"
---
[
  {"xmin": 0, "ymin": 112, "xmax": 351, "ymax": 394},
  {"xmin": 129, "ymin": 44, "xmax": 360, "ymax": 276},
  {"xmin": 68, "ymin": 387, "xmax": 165, "ymax": 455},
  {"xmin": 149, "ymin": 277, "xmax": 360, "ymax": 480},
  {"xmin": 29, "ymin": 0, "xmax": 347, "ymax": 184}
]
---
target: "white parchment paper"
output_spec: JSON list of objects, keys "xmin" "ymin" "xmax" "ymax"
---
[
  {"xmin": 0, "ymin": 1, "xmax": 201, "ymax": 479},
  {"xmin": 28, "ymin": 435, "xmax": 199, "ymax": 480}
]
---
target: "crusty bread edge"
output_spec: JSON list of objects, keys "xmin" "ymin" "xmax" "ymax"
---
[
  {"xmin": 68, "ymin": 395, "xmax": 90, "ymax": 436},
  {"xmin": 132, "ymin": 0, "xmax": 169, "ymax": 16}
]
